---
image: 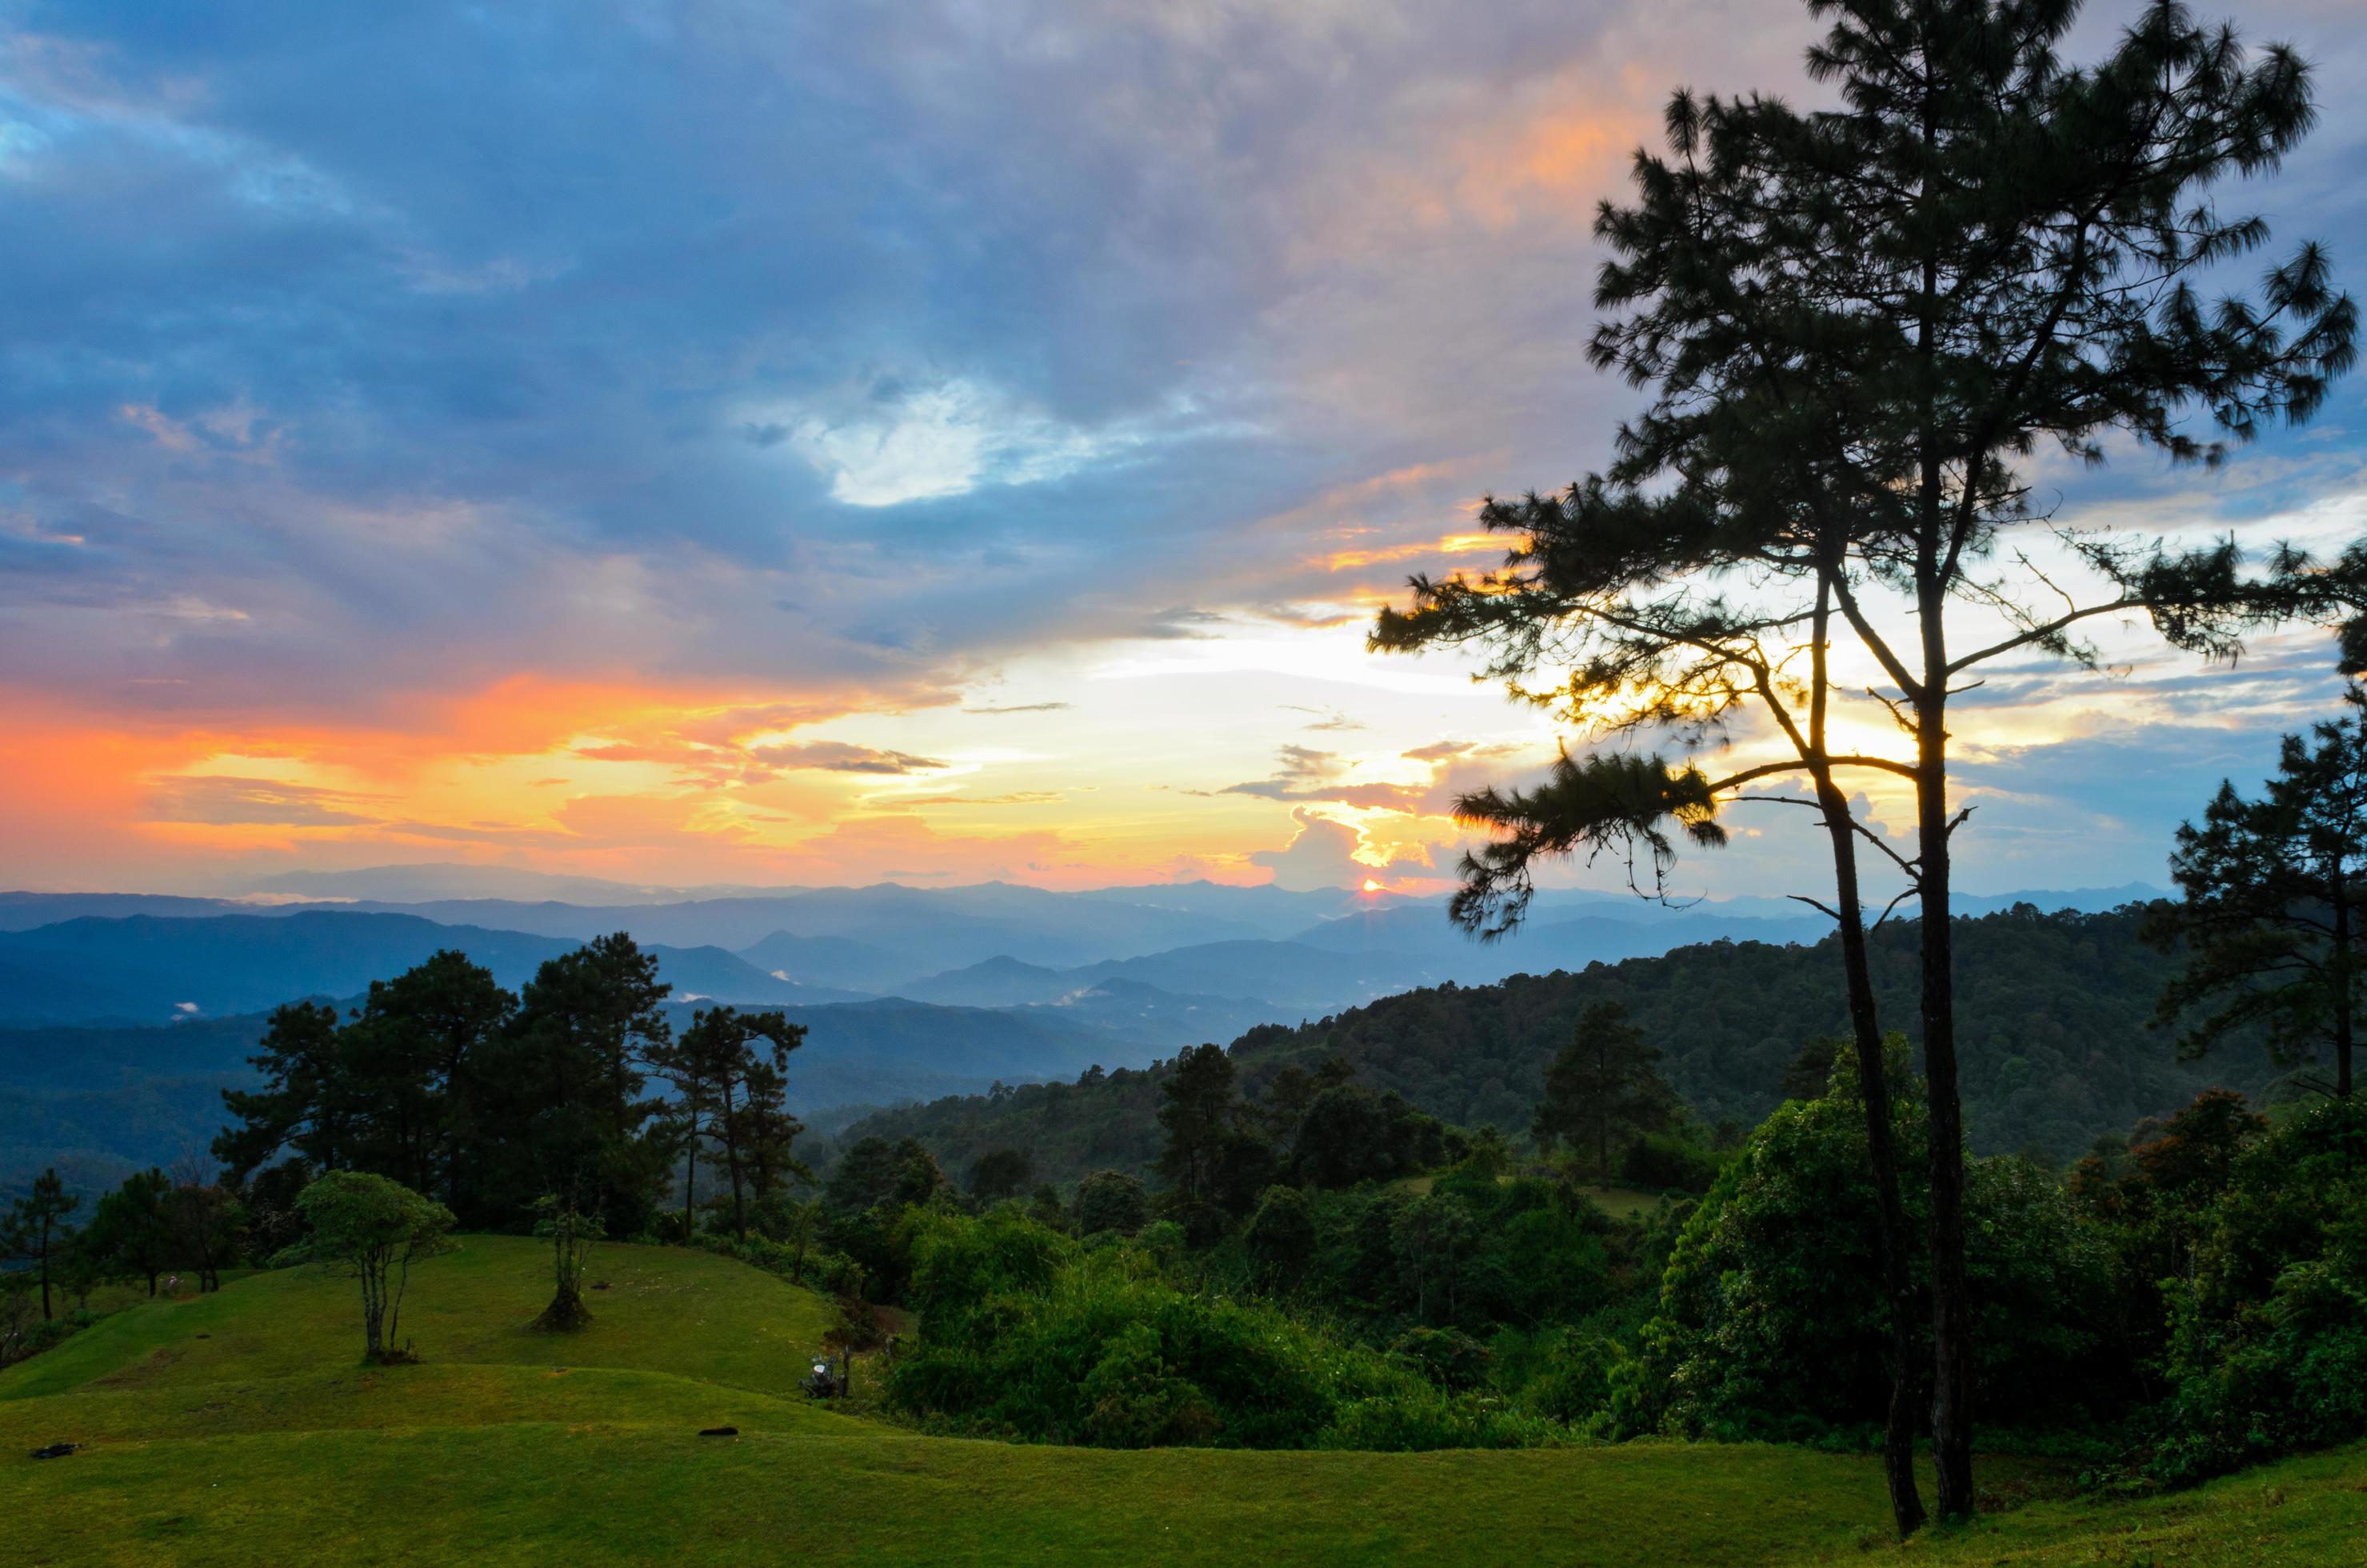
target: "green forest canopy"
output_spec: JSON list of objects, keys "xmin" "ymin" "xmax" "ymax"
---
[{"xmin": 844, "ymin": 905, "xmax": 2279, "ymax": 1186}]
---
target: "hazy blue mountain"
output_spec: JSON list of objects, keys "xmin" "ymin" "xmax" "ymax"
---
[
  {"xmin": 1064, "ymin": 881, "xmax": 1402, "ymax": 938},
  {"xmin": 894, "ymin": 941, "xmax": 1427, "ymax": 1017},
  {"xmin": 1010, "ymin": 978, "xmax": 1278, "ymax": 1054},
  {"xmin": 733, "ymin": 930, "xmax": 906, "ymax": 994},
  {"xmin": 0, "ymin": 913, "xmax": 858, "ymax": 1026},
  {"xmin": 898, "ymin": 955, "xmax": 1077, "ymax": 1007},
  {"xmin": 1952, "ymin": 883, "xmax": 2166, "ymax": 916},
  {"xmin": 1064, "ymin": 941, "xmax": 1441, "ymax": 1016},
  {"xmin": 1288, "ymin": 905, "xmax": 1827, "ymax": 973},
  {"xmin": 0, "ymin": 892, "xmax": 244, "ymax": 931},
  {"xmin": 262, "ymin": 886, "xmax": 1268, "ymax": 968}
]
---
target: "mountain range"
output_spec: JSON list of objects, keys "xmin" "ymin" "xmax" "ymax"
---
[{"xmin": 0, "ymin": 868, "xmax": 2170, "ymax": 1191}]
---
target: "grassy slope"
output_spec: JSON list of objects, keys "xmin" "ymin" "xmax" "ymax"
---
[{"xmin": 3, "ymin": 1238, "xmax": 2358, "ymax": 1566}]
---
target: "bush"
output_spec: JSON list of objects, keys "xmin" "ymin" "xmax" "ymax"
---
[
  {"xmin": 2138, "ymin": 1097, "xmax": 2367, "ymax": 1486},
  {"xmin": 886, "ymin": 1208, "xmax": 1558, "ymax": 1452},
  {"xmin": 1317, "ymin": 1385, "xmax": 1565, "ymax": 1452},
  {"xmin": 1389, "ymin": 1326, "xmax": 1491, "ymax": 1390},
  {"xmin": 1618, "ymin": 1132, "xmax": 1720, "ymax": 1194},
  {"xmin": 1517, "ymin": 1330, "xmax": 1625, "ymax": 1426},
  {"xmin": 1633, "ymin": 1054, "xmax": 2121, "ymax": 1442}
]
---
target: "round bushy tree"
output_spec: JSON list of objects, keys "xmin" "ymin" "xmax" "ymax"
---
[
  {"xmin": 1074, "ymin": 1170, "xmax": 1149, "ymax": 1237},
  {"xmin": 289, "ymin": 1171, "xmax": 456, "ymax": 1363}
]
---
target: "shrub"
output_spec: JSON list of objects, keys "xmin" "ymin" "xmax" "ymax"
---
[
  {"xmin": 1517, "ymin": 1329, "xmax": 1625, "ymax": 1426},
  {"xmin": 2139, "ymin": 1097, "xmax": 2367, "ymax": 1486},
  {"xmin": 1389, "ymin": 1326, "xmax": 1491, "ymax": 1390},
  {"xmin": 1618, "ymin": 1132, "xmax": 1719, "ymax": 1194},
  {"xmin": 886, "ymin": 1208, "xmax": 1549, "ymax": 1452},
  {"xmin": 1317, "ymin": 1384, "xmax": 1565, "ymax": 1452}
]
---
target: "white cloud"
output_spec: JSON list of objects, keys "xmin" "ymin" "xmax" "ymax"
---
[{"xmin": 778, "ymin": 377, "xmax": 1121, "ymax": 507}]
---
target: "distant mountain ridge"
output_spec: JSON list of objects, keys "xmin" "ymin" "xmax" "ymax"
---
[{"xmin": 0, "ymin": 912, "xmax": 864, "ymax": 1026}]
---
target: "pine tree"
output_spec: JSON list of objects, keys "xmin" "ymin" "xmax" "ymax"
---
[
  {"xmin": 2154, "ymin": 686, "xmax": 2367, "ymax": 1098},
  {"xmin": 651, "ymin": 1007, "xmax": 807, "ymax": 1240},
  {"xmin": 2, "ymin": 1169, "xmax": 79, "ymax": 1321},
  {"xmin": 1530, "ymin": 1002, "xmax": 1681, "ymax": 1180},
  {"xmin": 1375, "ymin": 0, "xmax": 2353, "ymax": 1524}
]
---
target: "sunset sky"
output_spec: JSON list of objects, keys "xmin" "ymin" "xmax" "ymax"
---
[{"xmin": 5, "ymin": 0, "xmax": 2366, "ymax": 900}]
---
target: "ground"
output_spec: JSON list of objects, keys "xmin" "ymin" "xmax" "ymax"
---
[{"xmin": 2, "ymin": 1238, "xmax": 2358, "ymax": 1565}]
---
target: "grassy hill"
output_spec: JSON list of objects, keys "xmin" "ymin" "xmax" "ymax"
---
[{"xmin": 2, "ymin": 1237, "xmax": 2357, "ymax": 1564}]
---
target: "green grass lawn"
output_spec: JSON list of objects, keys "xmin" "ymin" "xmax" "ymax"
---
[{"xmin": 3, "ymin": 1237, "xmax": 2358, "ymax": 1566}]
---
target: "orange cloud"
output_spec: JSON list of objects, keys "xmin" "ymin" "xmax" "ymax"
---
[{"xmin": 1315, "ymin": 529, "xmax": 1501, "ymax": 573}]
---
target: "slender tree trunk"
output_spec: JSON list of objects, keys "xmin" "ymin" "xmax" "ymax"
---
[
  {"xmin": 38, "ymin": 1226, "xmax": 52, "ymax": 1321},
  {"xmin": 1810, "ymin": 570, "xmax": 1926, "ymax": 1537},
  {"xmin": 685, "ymin": 1116, "xmax": 700, "ymax": 1238},
  {"xmin": 1917, "ymin": 670, "xmax": 1975, "ymax": 1520},
  {"xmin": 722, "ymin": 1080, "xmax": 747, "ymax": 1240},
  {"xmin": 2333, "ymin": 869, "xmax": 2353, "ymax": 1098},
  {"xmin": 1818, "ymin": 790, "xmax": 1929, "ymax": 1534},
  {"xmin": 444, "ymin": 1043, "xmax": 468, "ymax": 1218}
]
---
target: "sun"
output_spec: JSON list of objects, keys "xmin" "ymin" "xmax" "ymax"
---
[{"xmin": 1361, "ymin": 878, "xmax": 1384, "ymax": 893}]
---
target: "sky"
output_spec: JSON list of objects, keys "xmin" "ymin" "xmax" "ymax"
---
[{"xmin": 3, "ymin": 0, "xmax": 2366, "ymax": 902}]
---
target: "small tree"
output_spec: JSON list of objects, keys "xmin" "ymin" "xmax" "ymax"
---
[
  {"xmin": 164, "ymin": 1175, "xmax": 246, "ymax": 1293},
  {"xmin": 531, "ymin": 1192, "xmax": 603, "ymax": 1332},
  {"xmin": 775, "ymin": 1198, "xmax": 823, "ymax": 1286},
  {"xmin": 289, "ymin": 1171, "xmax": 456, "ymax": 1363},
  {"xmin": 1531, "ymin": 1002, "xmax": 1681, "ymax": 1180},
  {"xmin": 2, "ymin": 1169, "xmax": 79, "ymax": 1321},
  {"xmin": 82, "ymin": 1169, "xmax": 174, "ymax": 1297},
  {"xmin": 2153, "ymin": 687, "xmax": 2367, "ymax": 1098}
]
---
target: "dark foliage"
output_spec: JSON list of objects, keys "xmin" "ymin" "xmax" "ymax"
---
[{"xmin": 208, "ymin": 937, "xmax": 806, "ymax": 1239}]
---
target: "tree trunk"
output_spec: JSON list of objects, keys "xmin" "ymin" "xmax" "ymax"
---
[
  {"xmin": 722, "ymin": 1081, "xmax": 747, "ymax": 1240},
  {"xmin": 2333, "ymin": 869, "xmax": 2354, "ymax": 1098},
  {"xmin": 1806, "ymin": 564, "xmax": 1925, "ymax": 1537},
  {"xmin": 1917, "ymin": 685, "xmax": 1975, "ymax": 1520},
  {"xmin": 1817, "ymin": 774, "xmax": 1928, "ymax": 1537},
  {"xmin": 445, "ymin": 1045, "xmax": 469, "ymax": 1217},
  {"xmin": 363, "ymin": 1265, "xmax": 386, "ymax": 1358}
]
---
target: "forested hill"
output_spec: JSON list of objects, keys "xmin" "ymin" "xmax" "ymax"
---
[{"xmin": 842, "ymin": 903, "xmax": 2281, "ymax": 1184}]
